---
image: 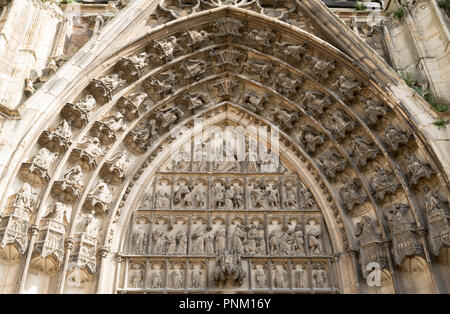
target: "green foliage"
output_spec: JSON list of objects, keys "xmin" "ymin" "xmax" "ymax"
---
[
  {"xmin": 355, "ymin": 3, "xmax": 367, "ymax": 11},
  {"xmin": 393, "ymin": 6, "xmax": 405, "ymax": 19},
  {"xmin": 438, "ymin": 0, "xmax": 450, "ymax": 11},
  {"xmin": 424, "ymin": 94, "xmax": 448, "ymax": 113},
  {"xmin": 433, "ymin": 118, "xmax": 448, "ymax": 129},
  {"xmin": 398, "ymin": 70, "xmax": 449, "ymax": 115}
]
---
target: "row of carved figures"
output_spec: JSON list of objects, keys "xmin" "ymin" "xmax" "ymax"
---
[
  {"xmin": 143, "ymin": 177, "xmax": 316, "ymax": 211},
  {"xmin": 355, "ymin": 195, "xmax": 450, "ymax": 273},
  {"xmin": 130, "ymin": 216, "xmax": 324, "ymax": 257},
  {"xmin": 0, "ymin": 183, "xmax": 107, "ymax": 274},
  {"xmin": 126, "ymin": 257, "xmax": 330, "ymax": 290}
]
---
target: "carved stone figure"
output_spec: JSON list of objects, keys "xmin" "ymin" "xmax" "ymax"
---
[
  {"xmin": 293, "ymin": 225, "xmax": 305, "ymax": 254},
  {"xmin": 20, "ymin": 148, "xmax": 58, "ymax": 186},
  {"xmin": 299, "ymin": 186, "xmax": 316, "ymax": 210},
  {"xmin": 214, "ymin": 77, "xmax": 237, "ymax": 98},
  {"xmin": 212, "ymin": 182, "xmax": 225, "ymax": 209},
  {"xmin": 35, "ymin": 202, "xmax": 68, "ymax": 268},
  {"xmin": 370, "ymin": 166, "xmax": 399, "ymax": 201},
  {"xmin": 191, "ymin": 266, "xmax": 203, "ymax": 288},
  {"xmin": 182, "ymin": 59, "xmax": 208, "ymax": 80},
  {"xmin": 176, "ymin": 230, "xmax": 187, "ymax": 255},
  {"xmin": 215, "ymin": 227, "xmax": 227, "ymax": 254},
  {"xmin": 185, "ymin": 92, "xmax": 210, "ymax": 111},
  {"xmin": 82, "ymin": 137, "xmax": 104, "ymax": 159},
  {"xmin": 404, "ymin": 152, "xmax": 433, "ymax": 185},
  {"xmin": 171, "ymin": 267, "xmax": 184, "ymax": 289},
  {"xmin": 267, "ymin": 183, "xmax": 280, "ymax": 209},
  {"xmin": 153, "ymin": 36, "xmax": 185, "ymax": 61},
  {"xmin": 156, "ymin": 105, "xmax": 185, "ymax": 128},
  {"xmin": 423, "ymin": 185, "xmax": 450, "ymax": 256},
  {"xmin": 303, "ymin": 91, "xmax": 331, "ymax": 115},
  {"xmin": 51, "ymin": 165, "xmax": 83, "ymax": 202},
  {"xmin": 355, "ymin": 216, "xmax": 387, "ymax": 278},
  {"xmin": 213, "ymin": 250, "xmax": 246, "ymax": 287},
  {"xmin": 328, "ymin": 110, "xmax": 355, "ymax": 139},
  {"xmin": 283, "ymin": 183, "xmax": 298, "ymax": 209},
  {"xmin": 231, "ymin": 224, "xmax": 246, "ymax": 254},
  {"xmin": 280, "ymin": 226, "xmax": 293, "ymax": 255},
  {"xmin": 273, "ymin": 72, "xmax": 303, "ymax": 98},
  {"xmin": 166, "ymin": 232, "xmax": 177, "ymax": 255},
  {"xmin": 294, "ymin": 265, "xmax": 306, "ymax": 288},
  {"xmin": 249, "ymin": 183, "xmax": 266, "ymax": 209},
  {"xmin": 241, "ymin": 91, "xmax": 267, "ymax": 113},
  {"xmin": 192, "ymin": 183, "xmax": 207, "ymax": 208},
  {"xmin": 173, "ymin": 181, "xmax": 192, "ymax": 208},
  {"xmin": 274, "ymin": 42, "xmax": 307, "ymax": 64},
  {"xmin": 119, "ymin": 52, "xmax": 149, "ymax": 78},
  {"xmin": 126, "ymin": 117, "xmax": 158, "ymax": 153},
  {"xmin": 364, "ymin": 99, "xmax": 387, "ymax": 125},
  {"xmin": 256, "ymin": 225, "xmax": 266, "ymax": 255},
  {"xmin": 116, "ymin": 92, "xmax": 148, "ymax": 121},
  {"xmin": 331, "ymin": 75, "xmax": 362, "ymax": 100},
  {"xmin": 129, "ymin": 264, "xmax": 144, "ymax": 288},
  {"xmin": 214, "ymin": 18, "xmax": 244, "ymax": 37},
  {"xmin": 61, "ymin": 95, "xmax": 97, "ymax": 128},
  {"xmin": 84, "ymin": 210, "xmax": 100, "ymax": 238},
  {"xmin": 297, "ymin": 125, "xmax": 325, "ymax": 153},
  {"xmin": 349, "ymin": 135, "xmax": 380, "ymax": 167},
  {"xmin": 255, "ymin": 265, "xmax": 267, "ymax": 288},
  {"xmin": 0, "ymin": 183, "xmax": 37, "ymax": 254},
  {"xmin": 339, "ymin": 178, "xmax": 367, "ymax": 212},
  {"xmin": 247, "ymin": 29, "xmax": 274, "ymax": 47},
  {"xmin": 32, "ymin": 148, "xmax": 59, "ymax": 170},
  {"xmin": 317, "ymin": 150, "xmax": 347, "ymax": 178},
  {"xmin": 153, "ymin": 229, "xmax": 166, "ymax": 254},
  {"xmin": 191, "ymin": 224, "xmax": 205, "ymax": 254},
  {"xmin": 205, "ymin": 226, "xmax": 215, "ymax": 255},
  {"xmin": 384, "ymin": 124, "xmax": 410, "ymax": 152},
  {"xmin": 70, "ymin": 137, "xmax": 104, "ymax": 171},
  {"xmin": 147, "ymin": 70, "xmax": 179, "ymax": 97},
  {"xmin": 385, "ymin": 203, "xmax": 423, "ymax": 266},
  {"xmin": 269, "ymin": 229, "xmax": 282, "ymax": 255},
  {"xmin": 101, "ymin": 151, "xmax": 129, "ymax": 184},
  {"xmin": 270, "ymin": 107, "xmax": 299, "ymax": 130},
  {"xmin": 210, "ymin": 49, "xmax": 244, "ymax": 67},
  {"xmin": 312, "ymin": 264, "xmax": 327, "ymax": 288},
  {"xmin": 224, "ymin": 186, "xmax": 234, "ymax": 208},
  {"xmin": 150, "ymin": 267, "xmax": 163, "ymax": 289},
  {"xmin": 305, "ymin": 55, "xmax": 336, "ymax": 80},
  {"xmin": 244, "ymin": 59, "xmax": 272, "ymax": 80},
  {"xmin": 91, "ymin": 72, "xmax": 126, "ymax": 102},
  {"xmin": 133, "ymin": 222, "xmax": 148, "ymax": 254},
  {"xmin": 155, "ymin": 184, "xmax": 170, "ymax": 208},
  {"xmin": 273, "ymin": 264, "xmax": 287, "ymax": 288},
  {"xmin": 91, "ymin": 112, "xmax": 126, "ymax": 145},
  {"xmin": 231, "ymin": 183, "xmax": 243, "ymax": 209},
  {"xmin": 38, "ymin": 119, "xmax": 73, "ymax": 153},
  {"xmin": 185, "ymin": 29, "xmax": 209, "ymax": 47},
  {"xmin": 306, "ymin": 220, "xmax": 322, "ymax": 255},
  {"xmin": 85, "ymin": 180, "xmax": 113, "ymax": 214}
]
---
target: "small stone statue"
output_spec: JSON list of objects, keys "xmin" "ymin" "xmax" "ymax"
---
[{"xmin": 312, "ymin": 264, "xmax": 327, "ymax": 288}]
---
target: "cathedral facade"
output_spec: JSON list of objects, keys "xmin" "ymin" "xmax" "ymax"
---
[{"xmin": 0, "ymin": 0, "xmax": 449, "ymax": 294}]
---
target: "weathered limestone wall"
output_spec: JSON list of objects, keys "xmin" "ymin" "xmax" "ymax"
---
[{"xmin": 385, "ymin": 0, "xmax": 450, "ymax": 104}]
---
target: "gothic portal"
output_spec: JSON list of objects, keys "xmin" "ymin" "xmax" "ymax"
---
[{"xmin": 0, "ymin": 0, "xmax": 449, "ymax": 294}]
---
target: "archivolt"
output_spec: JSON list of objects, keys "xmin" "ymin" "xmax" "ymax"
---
[{"xmin": 1, "ymin": 7, "xmax": 448, "ymax": 294}]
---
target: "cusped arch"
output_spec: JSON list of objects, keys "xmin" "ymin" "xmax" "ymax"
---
[{"xmin": 0, "ymin": 5, "xmax": 448, "ymax": 294}]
